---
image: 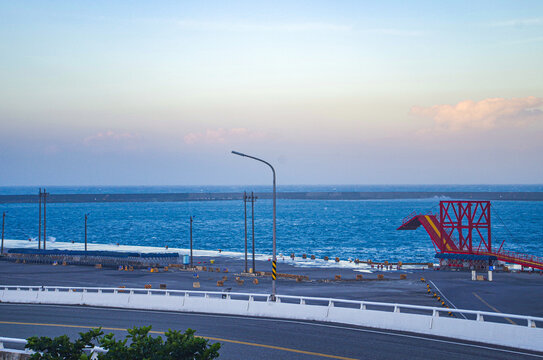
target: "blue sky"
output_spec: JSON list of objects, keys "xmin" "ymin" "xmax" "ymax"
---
[{"xmin": 1, "ymin": 1, "xmax": 542, "ymax": 185}]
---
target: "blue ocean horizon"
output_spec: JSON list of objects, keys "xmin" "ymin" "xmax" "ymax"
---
[
  {"xmin": 1, "ymin": 185, "xmax": 542, "ymax": 263},
  {"xmin": 1, "ymin": 184, "xmax": 542, "ymax": 195}
]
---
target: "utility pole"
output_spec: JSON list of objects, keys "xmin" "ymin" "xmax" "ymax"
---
[
  {"xmin": 38, "ymin": 188, "xmax": 42, "ymax": 250},
  {"xmin": 84, "ymin": 213, "xmax": 89, "ymax": 252},
  {"xmin": 244, "ymin": 191, "xmax": 248, "ymax": 273},
  {"xmin": 1, "ymin": 211, "xmax": 5, "ymax": 254},
  {"xmin": 43, "ymin": 189, "xmax": 48, "ymax": 250},
  {"xmin": 251, "ymin": 192, "xmax": 257, "ymax": 272},
  {"xmin": 190, "ymin": 215, "xmax": 193, "ymax": 268}
]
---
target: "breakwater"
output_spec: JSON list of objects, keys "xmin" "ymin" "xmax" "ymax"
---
[{"xmin": 1, "ymin": 191, "xmax": 542, "ymax": 203}]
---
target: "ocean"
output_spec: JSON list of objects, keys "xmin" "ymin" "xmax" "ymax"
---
[{"xmin": 1, "ymin": 185, "xmax": 542, "ymax": 263}]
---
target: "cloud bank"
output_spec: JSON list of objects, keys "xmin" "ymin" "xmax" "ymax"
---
[
  {"xmin": 176, "ymin": 20, "xmax": 352, "ymax": 32},
  {"xmin": 183, "ymin": 128, "xmax": 266, "ymax": 145},
  {"xmin": 83, "ymin": 130, "xmax": 137, "ymax": 145},
  {"xmin": 82, "ymin": 130, "xmax": 141, "ymax": 153},
  {"xmin": 488, "ymin": 17, "xmax": 543, "ymax": 27},
  {"xmin": 410, "ymin": 96, "xmax": 543, "ymax": 131}
]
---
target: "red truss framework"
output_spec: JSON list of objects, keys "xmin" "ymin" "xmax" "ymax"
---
[{"xmin": 439, "ymin": 200, "xmax": 491, "ymax": 253}]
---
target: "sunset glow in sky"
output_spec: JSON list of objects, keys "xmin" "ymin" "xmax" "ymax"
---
[{"xmin": 1, "ymin": 1, "xmax": 542, "ymax": 185}]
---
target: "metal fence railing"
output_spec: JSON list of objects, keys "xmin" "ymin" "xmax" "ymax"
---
[{"xmin": 1, "ymin": 285, "xmax": 541, "ymax": 328}]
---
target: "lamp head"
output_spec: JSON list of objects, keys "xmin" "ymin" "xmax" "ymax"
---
[{"xmin": 231, "ymin": 150, "xmax": 246, "ymax": 157}]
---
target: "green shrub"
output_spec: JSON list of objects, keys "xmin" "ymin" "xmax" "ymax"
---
[{"xmin": 25, "ymin": 326, "xmax": 220, "ymax": 360}]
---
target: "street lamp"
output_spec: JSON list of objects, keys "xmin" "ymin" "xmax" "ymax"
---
[{"xmin": 231, "ymin": 151, "xmax": 277, "ymax": 299}]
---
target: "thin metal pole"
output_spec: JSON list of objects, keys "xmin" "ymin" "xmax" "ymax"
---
[
  {"xmin": 244, "ymin": 191, "xmax": 248, "ymax": 273},
  {"xmin": 231, "ymin": 151, "xmax": 277, "ymax": 299},
  {"xmin": 43, "ymin": 189, "xmax": 47, "ymax": 250},
  {"xmin": 190, "ymin": 215, "xmax": 193, "ymax": 268},
  {"xmin": 251, "ymin": 192, "xmax": 256, "ymax": 272},
  {"xmin": 84, "ymin": 213, "xmax": 88, "ymax": 252},
  {"xmin": 1, "ymin": 211, "xmax": 5, "ymax": 254},
  {"xmin": 38, "ymin": 188, "xmax": 41, "ymax": 250},
  {"xmin": 272, "ymin": 168, "xmax": 276, "ymax": 299}
]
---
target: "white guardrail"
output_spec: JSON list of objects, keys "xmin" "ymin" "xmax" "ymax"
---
[{"xmin": 1, "ymin": 285, "xmax": 542, "ymax": 352}]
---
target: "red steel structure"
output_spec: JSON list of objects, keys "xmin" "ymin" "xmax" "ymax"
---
[
  {"xmin": 398, "ymin": 200, "xmax": 543, "ymax": 270},
  {"xmin": 440, "ymin": 201, "xmax": 492, "ymax": 254}
]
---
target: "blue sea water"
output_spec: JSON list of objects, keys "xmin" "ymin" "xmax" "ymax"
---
[
  {"xmin": 1, "ymin": 184, "xmax": 542, "ymax": 195},
  {"xmin": 1, "ymin": 185, "xmax": 542, "ymax": 262}
]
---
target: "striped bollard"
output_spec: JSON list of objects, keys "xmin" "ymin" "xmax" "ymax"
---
[{"xmin": 272, "ymin": 260, "xmax": 277, "ymax": 280}]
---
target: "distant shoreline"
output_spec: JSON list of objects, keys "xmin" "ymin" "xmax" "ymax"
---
[{"xmin": 1, "ymin": 191, "xmax": 542, "ymax": 203}]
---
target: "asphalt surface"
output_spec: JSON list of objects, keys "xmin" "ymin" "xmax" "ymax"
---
[
  {"xmin": 2, "ymin": 259, "xmax": 543, "ymax": 317},
  {"xmin": 0, "ymin": 259, "xmax": 439, "ymax": 306},
  {"xmin": 2, "ymin": 303, "xmax": 543, "ymax": 360},
  {"xmin": 2, "ymin": 260, "xmax": 543, "ymax": 358}
]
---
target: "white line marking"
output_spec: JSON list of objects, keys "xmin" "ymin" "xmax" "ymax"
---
[
  {"xmin": 1, "ymin": 303, "xmax": 542, "ymax": 358},
  {"xmin": 429, "ymin": 279, "xmax": 468, "ymax": 320}
]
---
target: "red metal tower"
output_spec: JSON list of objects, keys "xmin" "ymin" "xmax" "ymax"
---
[
  {"xmin": 398, "ymin": 200, "xmax": 543, "ymax": 270},
  {"xmin": 439, "ymin": 201, "xmax": 491, "ymax": 253}
]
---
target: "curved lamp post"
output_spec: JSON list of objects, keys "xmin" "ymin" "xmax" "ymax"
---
[{"xmin": 231, "ymin": 151, "xmax": 277, "ymax": 300}]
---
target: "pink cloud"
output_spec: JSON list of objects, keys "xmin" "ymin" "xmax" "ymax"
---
[
  {"xmin": 83, "ymin": 130, "xmax": 137, "ymax": 145},
  {"xmin": 82, "ymin": 130, "xmax": 141, "ymax": 154},
  {"xmin": 410, "ymin": 96, "xmax": 543, "ymax": 131},
  {"xmin": 183, "ymin": 128, "xmax": 265, "ymax": 145}
]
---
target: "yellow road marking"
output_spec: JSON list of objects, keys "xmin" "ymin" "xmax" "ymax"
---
[
  {"xmin": 472, "ymin": 292, "xmax": 516, "ymax": 325},
  {"xmin": 0, "ymin": 320, "xmax": 357, "ymax": 360}
]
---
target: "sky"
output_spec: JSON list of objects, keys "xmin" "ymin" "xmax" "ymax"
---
[{"xmin": 1, "ymin": 1, "xmax": 542, "ymax": 186}]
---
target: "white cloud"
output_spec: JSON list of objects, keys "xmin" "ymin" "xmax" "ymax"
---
[
  {"xmin": 362, "ymin": 28, "xmax": 423, "ymax": 37},
  {"xmin": 83, "ymin": 130, "xmax": 137, "ymax": 145},
  {"xmin": 502, "ymin": 36, "xmax": 543, "ymax": 45},
  {"xmin": 183, "ymin": 128, "xmax": 265, "ymax": 145},
  {"xmin": 173, "ymin": 20, "xmax": 423, "ymax": 36},
  {"xmin": 176, "ymin": 20, "xmax": 352, "ymax": 32},
  {"xmin": 410, "ymin": 96, "xmax": 543, "ymax": 131},
  {"xmin": 488, "ymin": 17, "xmax": 543, "ymax": 27}
]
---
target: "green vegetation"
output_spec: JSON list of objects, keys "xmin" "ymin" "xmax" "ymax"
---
[{"xmin": 25, "ymin": 326, "xmax": 221, "ymax": 360}]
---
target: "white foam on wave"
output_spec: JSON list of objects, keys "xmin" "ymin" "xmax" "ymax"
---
[{"xmin": 2, "ymin": 239, "xmax": 430, "ymax": 271}]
